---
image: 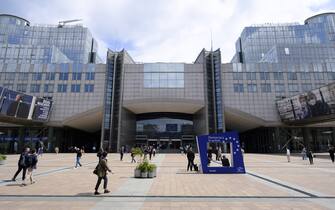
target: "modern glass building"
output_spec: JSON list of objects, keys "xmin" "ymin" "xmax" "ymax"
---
[{"xmin": 1, "ymin": 13, "xmax": 335, "ymax": 154}]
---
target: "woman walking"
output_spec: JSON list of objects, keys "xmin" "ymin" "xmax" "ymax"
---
[{"xmin": 94, "ymin": 152, "xmax": 112, "ymax": 195}]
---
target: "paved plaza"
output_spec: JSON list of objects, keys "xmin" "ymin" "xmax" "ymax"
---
[{"xmin": 0, "ymin": 153, "xmax": 334, "ymax": 209}]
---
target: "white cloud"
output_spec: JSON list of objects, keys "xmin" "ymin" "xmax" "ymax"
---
[{"xmin": 5, "ymin": 0, "xmax": 334, "ymax": 62}]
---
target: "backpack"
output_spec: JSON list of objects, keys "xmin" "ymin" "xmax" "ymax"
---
[
  {"xmin": 24, "ymin": 154, "xmax": 33, "ymax": 167},
  {"xmin": 93, "ymin": 162, "xmax": 101, "ymax": 175},
  {"xmin": 19, "ymin": 153, "xmax": 26, "ymax": 166}
]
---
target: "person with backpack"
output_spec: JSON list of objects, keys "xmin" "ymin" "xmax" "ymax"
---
[
  {"xmin": 12, "ymin": 147, "xmax": 30, "ymax": 183},
  {"xmin": 94, "ymin": 151, "xmax": 112, "ymax": 195},
  {"xmin": 25, "ymin": 149, "xmax": 38, "ymax": 185}
]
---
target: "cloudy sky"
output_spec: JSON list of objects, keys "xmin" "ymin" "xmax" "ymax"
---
[{"xmin": 1, "ymin": 0, "xmax": 335, "ymax": 63}]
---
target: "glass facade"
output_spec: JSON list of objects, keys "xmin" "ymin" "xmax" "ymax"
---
[
  {"xmin": 232, "ymin": 13, "xmax": 335, "ymax": 64},
  {"xmin": 0, "ymin": 14, "xmax": 100, "ymax": 64}
]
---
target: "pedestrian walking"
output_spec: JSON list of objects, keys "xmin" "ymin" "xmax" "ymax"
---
[
  {"xmin": 131, "ymin": 149, "xmax": 136, "ymax": 163},
  {"xmin": 12, "ymin": 147, "xmax": 30, "ymax": 183},
  {"xmin": 187, "ymin": 147, "xmax": 195, "ymax": 171},
  {"xmin": 75, "ymin": 147, "xmax": 83, "ymax": 168},
  {"xmin": 328, "ymin": 146, "xmax": 335, "ymax": 163},
  {"xmin": 301, "ymin": 147, "xmax": 307, "ymax": 160},
  {"xmin": 94, "ymin": 152, "xmax": 112, "ymax": 195},
  {"xmin": 149, "ymin": 146, "xmax": 153, "ymax": 160},
  {"xmin": 152, "ymin": 147, "xmax": 156, "ymax": 157},
  {"xmin": 286, "ymin": 148, "xmax": 291, "ymax": 162},
  {"xmin": 37, "ymin": 146, "xmax": 43, "ymax": 157},
  {"xmin": 25, "ymin": 149, "xmax": 38, "ymax": 185},
  {"xmin": 307, "ymin": 150, "xmax": 314, "ymax": 165},
  {"xmin": 120, "ymin": 146, "xmax": 124, "ymax": 161}
]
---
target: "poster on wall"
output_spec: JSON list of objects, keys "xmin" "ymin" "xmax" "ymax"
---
[{"xmin": 32, "ymin": 98, "xmax": 52, "ymax": 121}]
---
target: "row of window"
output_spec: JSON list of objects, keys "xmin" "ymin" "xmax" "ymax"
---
[
  {"xmin": 232, "ymin": 72, "xmax": 334, "ymax": 80},
  {"xmin": 1, "ymin": 72, "xmax": 95, "ymax": 81},
  {"xmin": 233, "ymin": 83, "xmax": 316, "ymax": 93},
  {"xmin": 8, "ymin": 83, "xmax": 94, "ymax": 93}
]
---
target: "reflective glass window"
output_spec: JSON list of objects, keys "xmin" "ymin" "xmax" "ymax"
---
[
  {"xmin": 247, "ymin": 84, "xmax": 257, "ymax": 92},
  {"xmin": 57, "ymin": 84, "xmax": 67, "ymax": 93},
  {"xmin": 71, "ymin": 84, "xmax": 81, "ymax": 92},
  {"xmin": 84, "ymin": 84, "xmax": 94, "ymax": 92},
  {"xmin": 233, "ymin": 84, "xmax": 244, "ymax": 92},
  {"xmin": 30, "ymin": 84, "xmax": 40, "ymax": 93},
  {"xmin": 261, "ymin": 83, "xmax": 271, "ymax": 92}
]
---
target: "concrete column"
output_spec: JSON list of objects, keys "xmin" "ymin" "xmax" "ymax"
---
[
  {"xmin": 18, "ymin": 127, "xmax": 25, "ymax": 152},
  {"xmin": 47, "ymin": 127, "xmax": 54, "ymax": 152}
]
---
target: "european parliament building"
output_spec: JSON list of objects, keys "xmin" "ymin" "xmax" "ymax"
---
[{"xmin": 1, "ymin": 13, "xmax": 335, "ymax": 153}]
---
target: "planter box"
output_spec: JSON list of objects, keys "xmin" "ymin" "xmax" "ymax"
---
[
  {"xmin": 148, "ymin": 171, "xmax": 154, "ymax": 178},
  {"xmin": 0, "ymin": 160, "xmax": 5, "ymax": 165},
  {"xmin": 141, "ymin": 171, "xmax": 148, "ymax": 178},
  {"xmin": 134, "ymin": 169, "xmax": 141, "ymax": 178}
]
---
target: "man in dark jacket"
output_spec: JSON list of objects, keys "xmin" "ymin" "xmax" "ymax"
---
[
  {"xmin": 187, "ymin": 147, "xmax": 195, "ymax": 171},
  {"xmin": 221, "ymin": 155, "xmax": 230, "ymax": 167},
  {"xmin": 12, "ymin": 147, "xmax": 30, "ymax": 182}
]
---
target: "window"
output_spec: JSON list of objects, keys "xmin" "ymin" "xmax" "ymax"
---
[
  {"xmin": 301, "ymin": 83, "xmax": 312, "ymax": 91},
  {"xmin": 18, "ymin": 73, "xmax": 29, "ymax": 81},
  {"xmin": 300, "ymin": 72, "xmax": 311, "ymax": 80},
  {"xmin": 31, "ymin": 72, "xmax": 42, "ymax": 81},
  {"xmin": 59, "ymin": 72, "xmax": 69, "ymax": 80},
  {"xmin": 144, "ymin": 72, "xmax": 184, "ymax": 88},
  {"xmin": 45, "ymin": 72, "xmax": 55, "ymax": 80},
  {"xmin": 314, "ymin": 72, "xmax": 324, "ymax": 80},
  {"xmin": 261, "ymin": 84, "xmax": 271, "ymax": 92},
  {"xmin": 44, "ymin": 84, "xmax": 54, "ymax": 93},
  {"xmin": 16, "ymin": 84, "xmax": 27, "ymax": 92},
  {"xmin": 274, "ymin": 84, "xmax": 285, "ymax": 92},
  {"xmin": 287, "ymin": 72, "xmax": 297, "ymax": 80},
  {"xmin": 260, "ymin": 72, "xmax": 270, "ymax": 80},
  {"xmin": 57, "ymin": 84, "xmax": 67, "ymax": 93},
  {"xmin": 72, "ymin": 72, "xmax": 82, "ymax": 80},
  {"xmin": 328, "ymin": 72, "xmax": 335, "ymax": 80},
  {"xmin": 143, "ymin": 63, "xmax": 184, "ymax": 88},
  {"xmin": 30, "ymin": 84, "xmax": 40, "ymax": 93},
  {"xmin": 247, "ymin": 84, "xmax": 257, "ymax": 92},
  {"xmin": 85, "ymin": 72, "xmax": 95, "ymax": 80},
  {"xmin": 246, "ymin": 72, "xmax": 256, "ymax": 80},
  {"xmin": 84, "ymin": 84, "xmax": 94, "ymax": 92},
  {"xmin": 288, "ymin": 84, "xmax": 299, "ymax": 92},
  {"xmin": 233, "ymin": 84, "xmax": 244, "ymax": 92},
  {"xmin": 273, "ymin": 72, "xmax": 284, "ymax": 80},
  {"xmin": 3, "ymin": 84, "xmax": 14, "ymax": 89},
  {"xmin": 232, "ymin": 72, "xmax": 243, "ymax": 80},
  {"xmin": 4, "ymin": 73, "xmax": 15, "ymax": 81},
  {"xmin": 71, "ymin": 84, "xmax": 81, "ymax": 92}
]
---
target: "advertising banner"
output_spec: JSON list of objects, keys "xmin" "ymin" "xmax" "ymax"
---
[{"xmin": 277, "ymin": 83, "xmax": 335, "ymax": 122}]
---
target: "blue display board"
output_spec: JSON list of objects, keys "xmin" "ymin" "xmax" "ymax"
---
[{"xmin": 196, "ymin": 131, "xmax": 246, "ymax": 174}]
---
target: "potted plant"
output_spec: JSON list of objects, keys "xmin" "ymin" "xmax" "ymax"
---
[
  {"xmin": 0, "ymin": 154, "xmax": 7, "ymax": 165},
  {"xmin": 147, "ymin": 164, "xmax": 156, "ymax": 178},
  {"xmin": 138, "ymin": 160, "xmax": 149, "ymax": 178}
]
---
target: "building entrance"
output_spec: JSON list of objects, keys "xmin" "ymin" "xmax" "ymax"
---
[{"xmin": 135, "ymin": 113, "xmax": 195, "ymax": 152}]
